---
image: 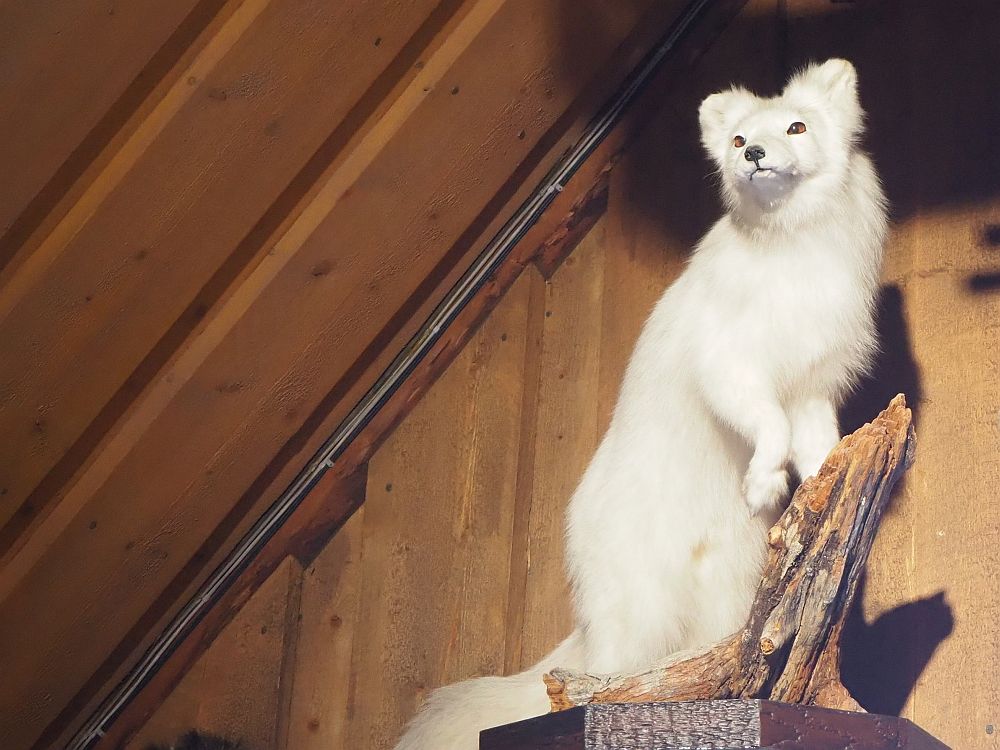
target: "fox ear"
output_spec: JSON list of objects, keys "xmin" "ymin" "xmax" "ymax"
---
[
  {"xmin": 784, "ymin": 58, "xmax": 862, "ymax": 133},
  {"xmin": 788, "ymin": 58, "xmax": 858, "ymax": 107},
  {"xmin": 782, "ymin": 58, "xmax": 864, "ymax": 138},
  {"xmin": 699, "ymin": 87, "xmax": 755, "ymax": 154}
]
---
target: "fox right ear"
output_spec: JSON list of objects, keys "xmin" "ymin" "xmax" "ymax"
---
[{"xmin": 699, "ymin": 87, "xmax": 755, "ymax": 154}]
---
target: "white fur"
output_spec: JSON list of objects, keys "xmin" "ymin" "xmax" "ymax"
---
[
  {"xmin": 394, "ymin": 59, "xmax": 887, "ymax": 749},
  {"xmin": 394, "ymin": 633, "xmax": 584, "ymax": 749}
]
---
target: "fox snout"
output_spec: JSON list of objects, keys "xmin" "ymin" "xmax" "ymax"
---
[{"xmin": 743, "ymin": 144, "xmax": 766, "ymax": 165}]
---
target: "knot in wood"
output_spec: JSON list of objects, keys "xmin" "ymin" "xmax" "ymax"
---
[
  {"xmin": 543, "ymin": 672, "xmax": 574, "ymax": 711},
  {"xmin": 767, "ymin": 524, "xmax": 784, "ymax": 548}
]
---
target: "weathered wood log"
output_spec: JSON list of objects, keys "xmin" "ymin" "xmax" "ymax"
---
[{"xmin": 544, "ymin": 395, "xmax": 914, "ymax": 712}]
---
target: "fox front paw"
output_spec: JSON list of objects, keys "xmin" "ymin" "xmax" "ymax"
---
[{"xmin": 743, "ymin": 467, "xmax": 789, "ymax": 515}]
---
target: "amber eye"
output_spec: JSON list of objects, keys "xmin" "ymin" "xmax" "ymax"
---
[
  {"xmin": 787, "ymin": 121, "xmax": 807, "ymax": 135},
  {"xmin": 733, "ymin": 135, "xmax": 746, "ymax": 148}
]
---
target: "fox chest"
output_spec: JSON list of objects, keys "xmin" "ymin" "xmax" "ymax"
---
[{"xmin": 695, "ymin": 250, "xmax": 873, "ymax": 380}]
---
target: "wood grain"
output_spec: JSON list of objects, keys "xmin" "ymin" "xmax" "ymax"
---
[
  {"xmin": 516, "ymin": 223, "xmax": 608, "ymax": 669},
  {"xmin": 96, "ymin": 469, "xmax": 367, "ymax": 750},
  {"xmin": 193, "ymin": 557, "xmax": 302, "ymax": 750},
  {"xmin": 347, "ymin": 270, "xmax": 535, "ymax": 749},
  {"xmin": 0, "ymin": 0, "xmax": 209, "ymax": 268},
  {"xmin": 502, "ymin": 267, "xmax": 548, "ymax": 676},
  {"xmin": 0, "ymin": 0, "xmax": 447, "ymax": 546},
  {"xmin": 97, "ymin": 133, "xmax": 614, "ymax": 750},
  {"xmin": 480, "ymin": 700, "xmax": 949, "ymax": 750},
  {"xmin": 281, "ymin": 510, "xmax": 366, "ymax": 750}
]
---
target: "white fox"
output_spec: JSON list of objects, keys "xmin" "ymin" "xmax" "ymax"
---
[{"xmin": 394, "ymin": 58, "xmax": 887, "ymax": 749}]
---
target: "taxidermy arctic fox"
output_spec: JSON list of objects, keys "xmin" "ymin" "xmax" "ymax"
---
[{"xmin": 395, "ymin": 58, "xmax": 887, "ymax": 749}]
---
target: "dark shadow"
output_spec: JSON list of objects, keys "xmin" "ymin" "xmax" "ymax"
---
[
  {"xmin": 968, "ymin": 273, "xmax": 1000, "ymax": 293},
  {"xmin": 781, "ymin": 0, "xmax": 1000, "ymax": 226},
  {"xmin": 969, "ymin": 225, "xmax": 1000, "ymax": 292},
  {"xmin": 984, "ymin": 225, "xmax": 1000, "ymax": 247},
  {"xmin": 611, "ymin": 0, "xmax": 1000, "ymax": 265},
  {"xmin": 841, "ymin": 575, "xmax": 954, "ymax": 716},
  {"xmin": 145, "ymin": 730, "xmax": 245, "ymax": 750},
  {"xmin": 840, "ymin": 284, "xmax": 923, "ymax": 434}
]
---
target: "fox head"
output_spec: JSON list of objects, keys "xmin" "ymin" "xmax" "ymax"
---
[{"xmin": 698, "ymin": 59, "xmax": 865, "ymax": 222}]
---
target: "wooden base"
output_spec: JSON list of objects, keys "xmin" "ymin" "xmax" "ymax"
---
[{"xmin": 479, "ymin": 700, "xmax": 949, "ymax": 750}]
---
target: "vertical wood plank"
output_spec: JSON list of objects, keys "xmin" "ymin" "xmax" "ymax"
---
[
  {"xmin": 123, "ymin": 661, "xmax": 209, "ymax": 750},
  {"xmin": 193, "ymin": 556, "xmax": 302, "ymax": 749},
  {"xmin": 517, "ymin": 226, "xmax": 607, "ymax": 669},
  {"xmin": 347, "ymin": 270, "xmax": 535, "ymax": 749},
  {"xmin": 502, "ymin": 268, "xmax": 549, "ymax": 676},
  {"xmin": 899, "ymin": 267, "xmax": 1000, "ymax": 747},
  {"xmin": 282, "ymin": 510, "xmax": 366, "ymax": 750}
]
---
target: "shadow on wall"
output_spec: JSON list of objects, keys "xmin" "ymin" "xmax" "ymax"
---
[
  {"xmin": 841, "ymin": 576, "xmax": 955, "ymax": 717},
  {"xmin": 969, "ymin": 224, "xmax": 1000, "ymax": 292},
  {"xmin": 613, "ymin": 0, "xmax": 1000, "ymax": 251},
  {"xmin": 840, "ymin": 284, "xmax": 923, "ymax": 435}
]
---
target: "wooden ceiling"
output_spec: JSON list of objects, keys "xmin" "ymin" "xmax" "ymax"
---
[{"xmin": 0, "ymin": 0, "xmax": 750, "ymax": 747}]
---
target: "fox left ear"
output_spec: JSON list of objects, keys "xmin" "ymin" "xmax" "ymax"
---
[
  {"xmin": 784, "ymin": 58, "xmax": 862, "ymax": 133},
  {"xmin": 798, "ymin": 58, "xmax": 858, "ymax": 107}
]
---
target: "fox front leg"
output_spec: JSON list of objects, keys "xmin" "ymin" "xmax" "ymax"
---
[
  {"xmin": 699, "ymin": 366, "xmax": 791, "ymax": 515},
  {"xmin": 788, "ymin": 395, "xmax": 840, "ymax": 481}
]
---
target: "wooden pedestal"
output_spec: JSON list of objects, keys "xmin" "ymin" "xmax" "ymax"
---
[{"xmin": 479, "ymin": 700, "xmax": 949, "ymax": 750}]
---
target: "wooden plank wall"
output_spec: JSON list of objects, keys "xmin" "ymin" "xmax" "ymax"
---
[
  {"xmin": 0, "ymin": 0, "xmax": 694, "ymax": 747},
  {"xmin": 8, "ymin": 0, "xmax": 998, "ymax": 749},
  {"xmin": 227, "ymin": 1, "xmax": 994, "ymax": 748}
]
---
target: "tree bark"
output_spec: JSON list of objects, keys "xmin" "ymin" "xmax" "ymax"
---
[{"xmin": 545, "ymin": 395, "xmax": 914, "ymax": 712}]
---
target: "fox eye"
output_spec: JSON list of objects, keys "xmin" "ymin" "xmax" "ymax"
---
[
  {"xmin": 787, "ymin": 121, "xmax": 807, "ymax": 135},
  {"xmin": 733, "ymin": 135, "xmax": 746, "ymax": 148}
]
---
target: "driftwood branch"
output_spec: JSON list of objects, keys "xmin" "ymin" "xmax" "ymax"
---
[{"xmin": 544, "ymin": 395, "xmax": 914, "ymax": 712}]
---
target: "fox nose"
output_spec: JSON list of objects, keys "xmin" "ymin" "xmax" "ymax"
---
[{"xmin": 744, "ymin": 144, "xmax": 766, "ymax": 164}]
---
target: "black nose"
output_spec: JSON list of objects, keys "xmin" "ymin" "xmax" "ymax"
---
[{"xmin": 744, "ymin": 144, "xmax": 766, "ymax": 163}]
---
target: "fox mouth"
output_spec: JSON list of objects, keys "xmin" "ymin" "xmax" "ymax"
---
[{"xmin": 748, "ymin": 167, "xmax": 774, "ymax": 181}]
